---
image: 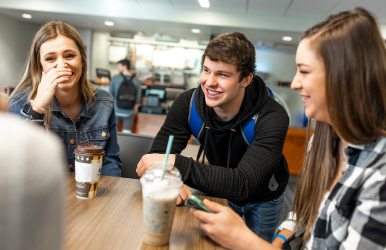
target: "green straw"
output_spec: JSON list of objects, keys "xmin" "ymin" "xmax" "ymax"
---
[{"xmin": 161, "ymin": 135, "xmax": 174, "ymax": 181}]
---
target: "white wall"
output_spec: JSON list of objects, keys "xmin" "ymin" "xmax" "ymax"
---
[
  {"xmin": 0, "ymin": 14, "xmax": 40, "ymax": 87},
  {"xmin": 76, "ymin": 28, "xmax": 93, "ymax": 78},
  {"xmin": 255, "ymin": 48, "xmax": 296, "ymax": 86},
  {"xmin": 90, "ymin": 32, "xmax": 119, "ymax": 80}
]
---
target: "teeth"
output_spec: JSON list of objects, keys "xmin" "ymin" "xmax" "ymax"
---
[
  {"xmin": 208, "ymin": 90, "xmax": 220, "ymax": 95},
  {"xmin": 59, "ymin": 75, "xmax": 70, "ymax": 79}
]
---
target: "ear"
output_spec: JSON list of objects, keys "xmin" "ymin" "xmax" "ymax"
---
[{"xmin": 241, "ymin": 73, "xmax": 253, "ymax": 88}]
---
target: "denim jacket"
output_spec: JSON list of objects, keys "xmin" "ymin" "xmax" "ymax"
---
[{"xmin": 8, "ymin": 87, "xmax": 121, "ymax": 177}]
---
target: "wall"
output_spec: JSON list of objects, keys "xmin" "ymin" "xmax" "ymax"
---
[
  {"xmin": 90, "ymin": 32, "xmax": 118, "ymax": 80},
  {"xmin": 255, "ymin": 48, "xmax": 296, "ymax": 86},
  {"xmin": 76, "ymin": 28, "xmax": 93, "ymax": 78},
  {"xmin": 0, "ymin": 14, "xmax": 40, "ymax": 87}
]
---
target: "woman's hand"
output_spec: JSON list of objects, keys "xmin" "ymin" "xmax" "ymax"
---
[
  {"xmin": 33, "ymin": 67, "xmax": 72, "ymax": 111},
  {"xmin": 272, "ymin": 229, "xmax": 292, "ymax": 248},
  {"xmin": 190, "ymin": 199, "xmax": 279, "ymax": 250}
]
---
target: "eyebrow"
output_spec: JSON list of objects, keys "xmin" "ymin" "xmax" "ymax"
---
[
  {"xmin": 43, "ymin": 49, "xmax": 77, "ymax": 57},
  {"xmin": 202, "ymin": 65, "xmax": 234, "ymax": 75},
  {"xmin": 296, "ymin": 63, "xmax": 310, "ymax": 67}
]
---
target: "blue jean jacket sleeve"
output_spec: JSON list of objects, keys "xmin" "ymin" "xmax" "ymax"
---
[
  {"xmin": 8, "ymin": 91, "xmax": 44, "ymax": 126},
  {"xmin": 101, "ymin": 104, "xmax": 122, "ymax": 177}
]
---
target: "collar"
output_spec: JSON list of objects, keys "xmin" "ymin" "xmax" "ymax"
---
[
  {"xmin": 345, "ymin": 138, "xmax": 385, "ymax": 156},
  {"xmin": 50, "ymin": 96, "xmax": 93, "ymax": 118}
]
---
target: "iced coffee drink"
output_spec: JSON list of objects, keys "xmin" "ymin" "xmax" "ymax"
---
[
  {"xmin": 140, "ymin": 162, "xmax": 183, "ymax": 246},
  {"xmin": 73, "ymin": 145, "xmax": 105, "ymax": 199}
]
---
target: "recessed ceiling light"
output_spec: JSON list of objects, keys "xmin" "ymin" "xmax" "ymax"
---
[
  {"xmin": 104, "ymin": 21, "xmax": 114, "ymax": 26},
  {"xmin": 282, "ymin": 36, "xmax": 293, "ymax": 41},
  {"xmin": 198, "ymin": 0, "xmax": 210, "ymax": 8},
  {"xmin": 191, "ymin": 29, "xmax": 201, "ymax": 34},
  {"xmin": 22, "ymin": 14, "xmax": 32, "ymax": 19}
]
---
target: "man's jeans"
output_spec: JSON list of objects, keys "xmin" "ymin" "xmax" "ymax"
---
[
  {"xmin": 116, "ymin": 114, "xmax": 134, "ymax": 133},
  {"xmin": 228, "ymin": 192, "xmax": 285, "ymax": 242}
]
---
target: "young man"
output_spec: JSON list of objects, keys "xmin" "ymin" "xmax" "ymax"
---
[
  {"xmin": 137, "ymin": 32, "xmax": 289, "ymax": 241},
  {"xmin": 110, "ymin": 59, "xmax": 142, "ymax": 133}
]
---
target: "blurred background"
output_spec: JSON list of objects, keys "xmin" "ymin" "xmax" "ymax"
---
[{"xmin": 1, "ymin": 0, "xmax": 386, "ymax": 128}]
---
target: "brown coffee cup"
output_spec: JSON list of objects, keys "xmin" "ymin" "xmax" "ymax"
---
[{"xmin": 74, "ymin": 145, "xmax": 105, "ymax": 199}]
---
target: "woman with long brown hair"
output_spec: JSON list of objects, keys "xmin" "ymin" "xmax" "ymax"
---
[
  {"xmin": 190, "ymin": 7, "xmax": 386, "ymax": 250},
  {"xmin": 8, "ymin": 21, "xmax": 121, "ymax": 177}
]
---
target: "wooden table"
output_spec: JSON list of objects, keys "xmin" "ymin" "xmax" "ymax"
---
[{"xmin": 65, "ymin": 173, "xmax": 226, "ymax": 250}]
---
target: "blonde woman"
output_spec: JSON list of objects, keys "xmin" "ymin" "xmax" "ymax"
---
[{"xmin": 8, "ymin": 21, "xmax": 121, "ymax": 177}]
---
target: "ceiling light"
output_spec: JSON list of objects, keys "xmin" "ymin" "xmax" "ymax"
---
[
  {"xmin": 104, "ymin": 21, "xmax": 114, "ymax": 26},
  {"xmin": 198, "ymin": 0, "xmax": 210, "ymax": 8},
  {"xmin": 282, "ymin": 36, "xmax": 293, "ymax": 41},
  {"xmin": 22, "ymin": 14, "xmax": 32, "ymax": 19},
  {"xmin": 191, "ymin": 29, "xmax": 201, "ymax": 34}
]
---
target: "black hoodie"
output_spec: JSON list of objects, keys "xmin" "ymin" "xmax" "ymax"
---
[{"xmin": 149, "ymin": 76, "xmax": 289, "ymax": 205}]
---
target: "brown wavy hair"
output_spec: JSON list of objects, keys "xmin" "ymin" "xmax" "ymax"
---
[
  {"xmin": 11, "ymin": 21, "xmax": 96, "ymax": 128},
  {"xmin": 202, "ymin": 32, "xmax": 256, "ymax": 81},
  {"xmin": 293, "ymin": 7, "xmax": 386, "ymax": 240}
]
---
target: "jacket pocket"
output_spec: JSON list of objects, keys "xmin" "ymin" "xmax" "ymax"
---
[
  {"xmin": 87, "ymin": 126, "xmax": 110, "ymax": 148},
  {"xmin": 52, "ymin": 131, "xmax": 65, "ymax": 142}
]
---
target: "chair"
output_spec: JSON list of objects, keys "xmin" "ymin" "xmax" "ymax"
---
[{"xmin": 117, "ymin": 132, "xmax": 155, "ymax": 179}]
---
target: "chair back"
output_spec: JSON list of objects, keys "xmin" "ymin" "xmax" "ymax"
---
[{"xmin": 117, "ymin": 132, "xmax": 155, "ymax": 179}]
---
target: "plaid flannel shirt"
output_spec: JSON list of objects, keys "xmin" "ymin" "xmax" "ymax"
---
[{"xmin": 311, "ymin": 137, "xmax": 386, "ymax": 249}]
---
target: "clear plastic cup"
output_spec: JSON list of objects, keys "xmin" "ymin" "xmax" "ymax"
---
[{"xmin": 140, "ymin": 162, "xmax": 183, "ymax": 246}]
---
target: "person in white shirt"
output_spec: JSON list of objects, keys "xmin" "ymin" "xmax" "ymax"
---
[{"xmin": 0, "ymin": 93, "xmax": 67, "ymax": 250}]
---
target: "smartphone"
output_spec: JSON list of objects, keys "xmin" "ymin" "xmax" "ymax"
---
[{"xmin": 185, "ymin": 195, "xmax": 215, "ymax": 213}]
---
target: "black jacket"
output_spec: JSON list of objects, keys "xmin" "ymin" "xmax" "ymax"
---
[{"xmin": 149, "ymin": 76, "xmax": 289, "ymax": 205}]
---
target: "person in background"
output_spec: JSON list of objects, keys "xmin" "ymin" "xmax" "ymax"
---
[
  {"xmin": 8, "ymin": 21, "xmax": 121, "ymax": 177},
  {"xmin": 137, "ymin": 32, "xmax": 290, "ymax": 242},
  {"xmin": 110, "ymin": 59, "xmax": 141, "ymax": 133},
  {"xmin": 144, "ymin": 78, "xmax": 154, "ymax": 86},
  {"xmin": 0, "ymin": 92, "xmax": 66, "ymax": 250},
  {"xmin": 190, "ymin": 8, "xmax": 386, "ymax": 250}
]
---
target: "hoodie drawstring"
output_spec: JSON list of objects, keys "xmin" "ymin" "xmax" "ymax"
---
[
  {"xmin": 197, "ymin": 127, "xmax": 235, "ymax": 168},
  {"xmin": 226, "ymin": 129, "xmax": 236, "ymax": 168},
  {"xmin": 197, "ymin": 126, "xmax": 210, "ymax": 164}
]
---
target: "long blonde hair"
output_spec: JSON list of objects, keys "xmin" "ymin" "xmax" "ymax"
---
[
  {"xmin": 293, "ymin": 8, "xmax": 386, "ymax": 240},
  {"xmin": 11, "ymin": 21, "xmax": 96, "ymax": 128}
]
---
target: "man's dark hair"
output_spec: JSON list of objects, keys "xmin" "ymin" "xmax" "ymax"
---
[
  {"xmin": 117, "ymin": 59, "xmax": 131, "ymax": 69},
  {"xmin": 202, "ymin": 32, "xmax": 256, "ymax": 81}
]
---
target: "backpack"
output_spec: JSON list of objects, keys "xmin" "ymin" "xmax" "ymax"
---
[
  {"xmin": 117, "ymin": 74, "xmax": 136, "ymax": 109},
  {"xmin": 188, "ymin": 87, "xmax": 275, "ymax": 145}
]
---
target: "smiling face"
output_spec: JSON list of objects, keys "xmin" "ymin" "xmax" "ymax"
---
[
  {"xmin": 291, "ymin": 38, "xmax": 330, "ymax": 124},
  {"xmin": 200, "ymin": 57, "xmax": 250, "ymax": 116},
  {"xmin": 40, "ymin": 35, "xmax": 83, "ymax": 91}
]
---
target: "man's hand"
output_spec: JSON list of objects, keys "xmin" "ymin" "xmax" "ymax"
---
[
  {"xmin": 190, "ymin": 200, "xmax": 278, "ymax": 250},
  {"xmin": 176, "ymin": 184, "xmax": 192, "ymax": 205},
  {"xmin": 136, "ymin": 153, "xmax": 176, "ymax": 177}
]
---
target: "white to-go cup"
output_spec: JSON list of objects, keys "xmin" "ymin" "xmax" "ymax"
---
[{"xmin": 74, "ymin": 145, "xmax": 105, "ymax": 199}]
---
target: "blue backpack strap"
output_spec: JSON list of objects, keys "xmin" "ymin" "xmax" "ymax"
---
[
  {"xmin": 267, "ymin": 86, "xmax": 275, "ymax": 99},
  {"xmin": 241, "ymin": 113, "xmax": 258, "ymax": 145},
  {"xmin": 240, "ymin": 86, "xmax": 274, "ymax": 145},
  {"xmin": 188, "ymin": 90, "xmax": 205, "ymax": 139}
]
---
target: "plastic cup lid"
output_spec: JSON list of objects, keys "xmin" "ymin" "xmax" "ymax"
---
[{"xmin": 73, "ymin": 145, "xmax": 105, "ymax": 156}]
